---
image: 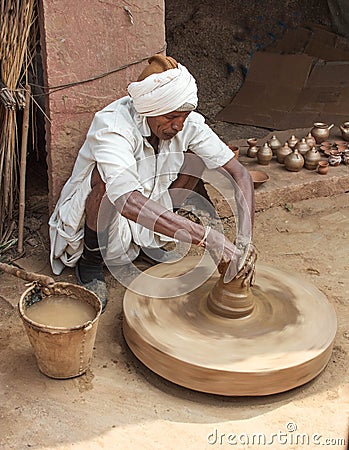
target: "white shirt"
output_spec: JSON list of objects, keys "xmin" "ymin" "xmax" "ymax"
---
[
  {"xmin": 68, "ymin": 96, "xmax": 234, "ymax": 205},
  {"xmin": 49, "ymin": 96, "xmax": 234, "ymax": 274}
]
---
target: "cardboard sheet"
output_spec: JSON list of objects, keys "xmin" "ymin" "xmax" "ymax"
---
[
  {"xmin": 269, "ymin": 25, "xmax": 349, "ymax": 62},
  {"xmin": 216, "ymin": 26, "xmax": 349, "ymax": 130}
]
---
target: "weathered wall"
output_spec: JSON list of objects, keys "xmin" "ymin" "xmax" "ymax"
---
[{"xmin": 38, "ymin": 0, "xmax": 165, "ymax": 209}]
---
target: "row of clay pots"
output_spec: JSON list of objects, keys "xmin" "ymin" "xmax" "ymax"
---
[
  {"xmin": 249, "ymin": 137, "xmax": 322, "ymax": 172},
  {"xmin": 283, "ymin": 147, "xmax": 320, "ymax": 172},
  {"xmin": 247, "ymin": 133, "xmax": 316, "ymax": 160},
  {"xmin": 248, "ymin": 121, "xmax": 348, "ymax": 160}
]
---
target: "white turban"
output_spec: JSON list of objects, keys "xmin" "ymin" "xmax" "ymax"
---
[{"xmin": 127, "ymin": 63, "xmax": 198, "ymax": 117}]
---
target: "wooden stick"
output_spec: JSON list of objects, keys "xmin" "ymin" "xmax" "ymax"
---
[
  {"xmin": 0, "ymin": 261, "xmax": 55, "ymax": 287},
  {"xmin": 17, "ymin": 84, "xmax": 30, "ymax": 253}
]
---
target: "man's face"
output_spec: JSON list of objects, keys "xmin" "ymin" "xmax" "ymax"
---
[{"xmin": 147, "ymin": 111, "xmax": 191, "ymax": 140}]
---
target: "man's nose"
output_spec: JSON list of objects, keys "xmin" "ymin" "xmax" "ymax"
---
[{"xmin": 172, "ymin": 119, "xmax": 184, "ymax": 131}]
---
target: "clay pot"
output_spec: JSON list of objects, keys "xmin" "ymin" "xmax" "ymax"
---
[
  {"xmin": 276, "ymin": 142, "xmax": 292, "ymax": 164},
  {"xmin": 304, "ymin": 132, "xmax": 316, "ymax": 148},
  {"xmin": 287, "ymin": 135, "xmax": 299, "ymax": 149},
  {"xmin": 228, "ymin": 145, "xmax": 240, "ymax": 158},
  {"xmin": 304, "ymin": 146, "xmax": 321, "ymax": 170},
  {"xmin": 249, "ymin": 170, "xmax": 269, "ymax": 188},
  {"xmin": 336, "ymin": 144, "xmax": 347, "ymax": 152},
  {"xmin": 257, "ymin": 143, "xmax": 273, "ymax": 165},
  {"xmin": 310, "ymin": 122, "xmax": 334, "ymax": 144},
  {"xmin": 339, "ymin": 122, "xmax": 349, "ymax": 142},
  {"xmin": 247, "ymin": 138, "xmax": 258, "ymax": 158},
  {"xmin": 343, "ymin": 151, "xmax": 349, "ymax": 165},
  {"xmin": 247, "ymin": 138, "xmax": 257, "ymax": 146},
  {"xmin": 284, "ymin": 149, "xmax": 304, "ymax": 172},
  {"xmin": 268, "ymin": 135, "xmax": 282, "ymax": 156},
  {"xmin": 247, "ymin": 146, "xmax": 258, "ymax": 158},
  {"xmin": 320, "ymin": 142, "xmax": 333, "ymax": 153},
  {"xmin": 295, "ymin": 138, "xmax": 310, "ymax": 156},
  {"xmin": 328, "ymin": 152, "xmax": 342, "ymax": 166},
  {"xmin": 317, "ymin": 161, "xmax": 329, "ymax": 175}
]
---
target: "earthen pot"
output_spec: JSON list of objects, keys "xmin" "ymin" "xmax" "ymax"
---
[
  {"xmin": 304, "ymin": 146, "xmax": 321, "ymax": 170},
  {"xmin": 311, "ymin": 122, "xmax": 334, "ymax": 144},
  {"xmin": 339, "ymin": 122, "xmax": 349, "ymax": 142},
  {"xmin": 287, "ymin": 135, "xmax": 299, "ymax": 149},
  {"xmin": 249, "ymin": 170, "xmax": 270, "ymax": 188},
  {"xmin": 304, "ymin": 132, "xmax": 316, "ymax": 148},
  {"xmin": 247, "ymin": 146, "xmax": 258, "ymax": 158},
  {"xmin": 317, "ymin": 161, "xmax": 329, "ymax": 175},
  {"xmin": 295, "ymin": 138, "xmax": 310, "ymax": 156},
  {"xmin": 284, "ymin": 149, "xmax": 304, "ymax": 172},
  {"xmin": 268, "ymin": 135, "xmax": 282, "ymax": 156},
  {"xmin": 320, "ymin": 142, "xmax": 333, "ymax": 152},
  {"xmin": 336, "ymin": 144, "xmax": 347, "ymax": 152},
  {"xmin": 228, "ymin": 145, "xmax": 240, "ymax": 158},
  {"xmin": 247, "ymin": 138, "xmax": 258, "ymax": 158},
  {"xmin": 343, "ymin": 151, "xmax": 349, "ymax": 165},
  {"xmin": 328, "ymin": 152, "xmax": 342, "ymax": 166},
  {"xmin": 247, "ymin": 137, "xmax": 257, "ymax": 146},
  {"xmin": 257, "ymin": 143, "xmax": 273, "ymax": 165},
  {"xmin": 276, "ymin": 142, "xmax": 292, "ymax": 164}
]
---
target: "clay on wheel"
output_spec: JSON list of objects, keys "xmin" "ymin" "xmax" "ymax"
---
[{"xmin": 123, "ymin": 256, "xmax": 336, "ymax": 396}]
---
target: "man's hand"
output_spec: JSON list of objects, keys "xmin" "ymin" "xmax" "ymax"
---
[
  {"xmin": 207, "ymin": 235, "xmax": 257, "ymax": 285},
  {"xmin": 234, "ymin": 242, "xmax": 257, "ymax": 286},
  {"xmin": 205, "ymin": 228, "xmax": 244, "ymax": 278}
]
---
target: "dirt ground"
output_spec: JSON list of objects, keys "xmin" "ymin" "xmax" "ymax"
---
[{"xmin": 0, "ymin": 188, "xmax": 348, "ymax": 449}]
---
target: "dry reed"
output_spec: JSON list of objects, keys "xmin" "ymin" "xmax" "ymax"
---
[{"xmin": 0, "ymin": 0, "xmax": 37, "ymax": 244}]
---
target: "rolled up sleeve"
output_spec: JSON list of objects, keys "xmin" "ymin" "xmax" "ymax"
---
[{"xmin": 187, "ymin": 114, "xmax": 234, "ymax": 169}]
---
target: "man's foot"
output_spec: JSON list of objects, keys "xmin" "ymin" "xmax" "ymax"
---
[
  {"xmin": 137, "ymin": 247, "xmax": 182, "ymax": 266},
  {"xmin": 75, "ymin": 258, "xmax": 108, "ymax": 313}
]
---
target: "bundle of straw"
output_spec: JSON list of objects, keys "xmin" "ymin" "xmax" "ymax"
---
[{"xmin": 0, "ymin": 0, "xmax": 36, "ymax": 245}]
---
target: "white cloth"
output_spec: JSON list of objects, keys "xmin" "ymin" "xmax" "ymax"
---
[
  {"xmin": 127, "ymin": 63, "xmax": 198, "ymax": 116},
  {"xmin": 49, "ymin": 96, "xmax": 234, "ymax": 275}
]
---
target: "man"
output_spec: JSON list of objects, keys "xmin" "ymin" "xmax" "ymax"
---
[{"xmin": 49, "ymin": 54, "xmax": 255, "ymax": 312}]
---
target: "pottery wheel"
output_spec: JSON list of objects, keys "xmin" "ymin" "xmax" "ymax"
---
[{"xmin": 123, "ymin": 256, "xmax": 336, "ymax": 396}]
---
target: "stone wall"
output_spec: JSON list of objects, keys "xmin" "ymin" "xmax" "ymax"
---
[{"xmin": 39, "ymin": 0, "xmax": 165, "ymax": 209}]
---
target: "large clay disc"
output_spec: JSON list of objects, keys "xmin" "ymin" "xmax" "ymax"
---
[{"xmin": 123, "ymin": 256, "xmax": 337, "ymax": 396}]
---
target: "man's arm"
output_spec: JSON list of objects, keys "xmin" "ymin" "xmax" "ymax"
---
[
  {"xmin": 220, "ymin": 156, "xmax": 255, "ymax": 237},
  {"xmin": 218, "ymin": 156, "xmax": 256, "ymax": 281},
  {"xmin": 114, "ymin": 190, "xmax": 238, "ymax": 262},
  {"xmin": 113, "ymin": 155, "xmax": 255, "ymax": 277}
]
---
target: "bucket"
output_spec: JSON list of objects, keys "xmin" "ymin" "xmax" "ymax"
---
[{"xmin": 18, "ymin": 282, "xmax": 102, "ymax": 379}]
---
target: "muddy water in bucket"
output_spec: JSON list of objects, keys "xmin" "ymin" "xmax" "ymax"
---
[
  {"xmin": 26, "ymin": 295, "xmax": 96, "ymax": 327},
  {"xmin": 19, "ymin": 282, "xmax": 102, "ymax": 379}
]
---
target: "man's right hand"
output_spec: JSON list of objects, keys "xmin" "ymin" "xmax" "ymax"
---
[
  {"xmin": 204, "ymin": 227, "xmax": 242, "ymax": 277},
  {"xmin": 205, "ymin": 228, "xmax": 257, "ymax": 284}
]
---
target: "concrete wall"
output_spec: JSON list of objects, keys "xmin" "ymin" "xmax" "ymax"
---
[{"xmin": 39, "ymin": 0, "xmax": 165, "ymax": 209}]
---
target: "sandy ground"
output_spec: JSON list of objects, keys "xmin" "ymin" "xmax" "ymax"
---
[{"xmin": 0, "ymin": 189, "xmax": 348, "ymax": 450}]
